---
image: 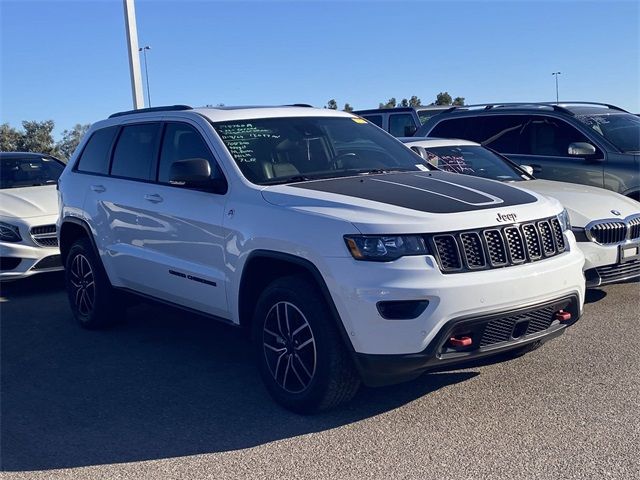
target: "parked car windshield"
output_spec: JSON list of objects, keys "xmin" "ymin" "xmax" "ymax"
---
[
  {"xmin": 414, "ymin": 144, "xmax": 528, "ymax": 182},
  {"xmin": 211, "ymin": 116, "xmax": 432, "ymax": 185},
  {"xmin": 0, "ymin": 155, "xmax": 65, "ymax": 189},
  {"xmin": 574, "ymin": 113, "xmax": 640, "ymax": 153}
]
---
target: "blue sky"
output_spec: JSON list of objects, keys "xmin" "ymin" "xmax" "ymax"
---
[{"xmin": 1, "ymin": 0, "xmax": 639, "ymax": 137}]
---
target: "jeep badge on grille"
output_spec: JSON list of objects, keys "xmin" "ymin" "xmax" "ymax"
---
[{"xmin": 496, "ymin": 212, "xmax": 518, "ymax": 223}]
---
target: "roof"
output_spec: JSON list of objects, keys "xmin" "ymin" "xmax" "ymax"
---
[
  {"xmin": 107, "ymin": 104, "xmax": 354, "ymax": 122},
  {"xmin": 399, "ymin": 137, "xmax": 480, "ymax": 148},
  {"xmin": 354, "ymin": 106, "xmax": 452, "ymax": 115}
]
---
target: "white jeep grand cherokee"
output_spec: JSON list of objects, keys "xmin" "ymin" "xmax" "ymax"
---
[{"xmin": 58, "ymin": 105, "xmax": 585, "ymax": 412}]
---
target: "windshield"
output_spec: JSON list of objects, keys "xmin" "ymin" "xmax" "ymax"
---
[
  {"xmin": 211, "ymin": 116, "xmax": 432, "ymax": 185},
  {"xmin": 0, "ymin": 155, "xmax": 65, "ymax": 189},
  {"xmin": 413, "ymin": 145, "xmax": 527, "ymax": 182},
  {"xmin": 417, "ymin": 110, "xmax": 444, "ymax": 125},
  {"xmin": 575, "ymin": 113, "xmax": 640, "ymax": 153}
]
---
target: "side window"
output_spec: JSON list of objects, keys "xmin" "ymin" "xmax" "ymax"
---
[
  {"xmin": 158, "ymin": 123, "xmax": 223, "ymax": 185},
  {"xmin": 429, "ymin": 117, "xmax": 483, "ymax": 142},
  {"xmin": 389, "ymin": 113, "xmax": 415, "ymax": 137},
  {"xmin": 520, "ymin": 116, "xmax": 594, "ymax": 157},
  {"xmin": 362, "ymin": 115, "xmax": 383, "ymax": 128},
  {"xmin": 478, "ymin": 115, "xmax": 528, "ymax": 153},
  {"xmin": 75, "ymin": 126, "xmax": 118, "ymax": 175},
  {"xmin": 110, "ymin": 123, "xmax": 161, "ymax": 181}
]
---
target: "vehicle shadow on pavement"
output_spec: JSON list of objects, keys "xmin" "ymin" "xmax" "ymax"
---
[{"xmin": 1, "ymin": 274, "xmax": 477, "ymax": 471}]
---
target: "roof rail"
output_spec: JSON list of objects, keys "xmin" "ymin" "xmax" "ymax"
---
[
  {"xmin": 108, "ymin": 105, "xmax": 193, "ymax": 119},
  {"xmin": 284, "ymin": 103, "xmax": 314, "ymax": 108},
  {"xmin": 443, "ymin": 102, "xmax": 628, "ymax": 116}
]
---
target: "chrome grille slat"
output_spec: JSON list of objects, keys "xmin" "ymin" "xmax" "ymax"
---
[{"xmin": 30, "ymin": 224, "xmax": 58, "ymax": 248}]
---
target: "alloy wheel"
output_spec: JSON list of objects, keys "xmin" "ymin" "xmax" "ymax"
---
[{"xmin": 69, "ymin": 253, "xmax": 95, "ymax": 316}]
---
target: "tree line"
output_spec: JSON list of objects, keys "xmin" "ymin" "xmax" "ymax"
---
[
  {"xmin": 0, "ymin": 121, "xmax": 90, "ymax": 161},
  {"xmin": 326, "ymin": 92, "xmax": 466, "ymax": 112}
]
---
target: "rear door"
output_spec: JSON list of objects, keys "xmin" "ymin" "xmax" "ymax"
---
[{"xmin": 126, "ymin": 120, "xmax": 230, "ymax": 317}]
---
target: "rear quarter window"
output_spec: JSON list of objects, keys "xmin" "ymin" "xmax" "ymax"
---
[{"xmin": 75, "ymin": 126, "xmax": 118, "ymax": 175}]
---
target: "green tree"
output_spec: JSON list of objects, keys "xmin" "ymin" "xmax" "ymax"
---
[
  {"xmin": 57, "ymin": 123, "xmax": 91, "ymax": 160},
  {"xmin": 17, "ymin": 120, "xmax": 58, "ymax": 155},
  {"xmin": 0, "ymin": 123, "xmax": 22, "ymax": 151},
  {"xmin": 409, "ymin": 95, "xmax": 422, "ymax": 107},
  {"xmin": 327, "ymin": 99, "xmax": 338, "ymax": 110},
  {"xmin": 378, "ymin": 97, "xmax": 397, "ymax": 109},
  {"xmin": 343, "ymin": 103, "xmax": 354, "ymax": 113},
  {"xmin": 400, "ymin": 98, "xmax": 409, "ymax": 107},
  {"xmin": 435, "ymin": 92, "xmax": 453, "ymax": 106},
  {"xmin": 453, "ymin": 97, "xmax": 465, "ymax": 106}
]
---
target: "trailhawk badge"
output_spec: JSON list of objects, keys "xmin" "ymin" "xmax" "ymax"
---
[{"xmin": 496, "ymin": 212, "xmax": 518, "ymax": 223}]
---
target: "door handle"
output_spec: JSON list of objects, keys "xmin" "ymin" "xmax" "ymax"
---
[
  {"xmin": 144, "ymin": 193, "xmax": 163, "ymax": 203},
  {"xmin": 90, "ymin": 184, "xmax": 106, "ymax": 193},
  {"xmin": 530, "ymin": 164, "xmax": 542, "ymax": 173}
]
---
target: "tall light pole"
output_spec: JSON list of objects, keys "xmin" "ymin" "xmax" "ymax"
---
[
  {"xmin": 552, "ymin": 72, "xmax": 561, "ymax": 104},
  {"xmin": 139, "ymin": 46, "xmax": 151, "ymax": 107},
  {"xmin": 123, "ymin": 0, "xmax": 144, "ymax": 109}
]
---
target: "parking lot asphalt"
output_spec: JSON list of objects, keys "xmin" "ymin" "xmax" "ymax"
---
[{"xmin": 1, "ymin": 273, "xmax": 639, "ymax": 480}]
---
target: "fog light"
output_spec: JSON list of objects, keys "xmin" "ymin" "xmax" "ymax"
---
[{"xmin": 376, "ymin": 300, "xmax": 429, "ymax": 320}]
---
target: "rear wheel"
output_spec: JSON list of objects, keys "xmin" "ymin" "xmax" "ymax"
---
[
  {"xmin": 65, "ymin": 237, "xmax": 125, "ymax": 329},
  {"xmin": 252, "ymin": 275, "xmax": 360, "ymax": 413}
]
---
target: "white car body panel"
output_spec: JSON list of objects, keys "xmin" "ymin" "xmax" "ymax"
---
[{"xmin": 0, "ymin": 185, "xmax": 62, "ymax": 280}]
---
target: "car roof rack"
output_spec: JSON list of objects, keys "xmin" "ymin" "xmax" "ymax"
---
[
  {"xmin": 442, "ymin": 102, "xmax": 628, "ymax": 116},
  {"xmin": 108, "ymin": 105, "xmax": 193, "ymax": 118}
]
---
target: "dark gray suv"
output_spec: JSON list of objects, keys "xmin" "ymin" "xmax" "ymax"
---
[{"xmin": 416, "ymin": 102, "xmax": 640, "ymax": 201}]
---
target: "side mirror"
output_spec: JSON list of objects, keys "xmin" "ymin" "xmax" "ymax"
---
[
  {"xmin": 568, "ymin": 142, "xmax": 596, "ymax": 156},
  {"xmin": 169, "ymin": 158, "xmax": 227, "ymax": 193},
  {"xmin": 404, "ymin": 125, "xmax": 418, "ymax": 137},
  {"xmin": 521, "ymin": 165, "xmax": 534, "ymax": 176}
]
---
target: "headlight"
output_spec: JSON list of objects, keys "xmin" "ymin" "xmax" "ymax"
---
[
  {"xmin": 344, "ymin": 235, "xmax": 428, "ymax": 261},
  {"xmin": 0, "ymin": 221, "xmax": 22, "ymax": 242},
  {"xmin": 558, "ymin": 208, "xmax": 571, "ymax": 231}
]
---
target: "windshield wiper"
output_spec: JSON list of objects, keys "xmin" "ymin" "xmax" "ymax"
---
[
  {"xmin": 262, "ymin": 175, "xmax": 314, "ymax": 185},
  {"xmin": 356, "ymin": 167, "xmax": 419, "ymax": 175}
]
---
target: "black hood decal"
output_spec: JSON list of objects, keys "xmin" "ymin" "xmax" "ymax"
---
[{"xmin": 290, "ymin": 171, "xmax": 537, "ymax": 214}]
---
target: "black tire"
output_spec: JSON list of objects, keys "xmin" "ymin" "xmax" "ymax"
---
[
  {"xmin": 65, "ymin": 237, "xmax": 125, "ymax": 329},
  {"xmin": 252, "ymin": 275, "xmax": 360, "ymax": 413}
]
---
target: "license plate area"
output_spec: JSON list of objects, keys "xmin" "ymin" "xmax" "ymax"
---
[{"xmin": 620, "ymin": 242, "xmax": 640, "ymax": 263}]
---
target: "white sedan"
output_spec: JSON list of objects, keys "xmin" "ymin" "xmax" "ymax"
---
[
  {"xmin": 401, "ymin": 138, "xmax": 640, "ymax": 287},
  {"xmin": 0, "ymin": 152, "xmax": 64, "ymax": 281}
]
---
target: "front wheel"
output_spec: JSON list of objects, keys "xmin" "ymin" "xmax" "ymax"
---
[{"xmin": 252, "ymin": 275, "xmax": 360, "ymax": 413}]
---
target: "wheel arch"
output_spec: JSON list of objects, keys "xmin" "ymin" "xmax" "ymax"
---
[
  {"xmin": 237, "ymin": 250, "xmax": 354, "ymax": 352},
  {"xmin": 59, "ymin": 217, "xmax": 99, "ymax": 264}
]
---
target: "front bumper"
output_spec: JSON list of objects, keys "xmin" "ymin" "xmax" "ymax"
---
[
  {"xmin": 0, "ymin": 242, "xmax": 63, "ymax": 281},
  {"xmin": 578, "ymin": 240, "xmax": 640, "ymax": 287},
  {"xmin": 354, "ymin": 294, "xmax": 580, "ymax": 386},
  {"xmin": 322, "ymin": 244, "xmax": 585, "ymax": 356}
]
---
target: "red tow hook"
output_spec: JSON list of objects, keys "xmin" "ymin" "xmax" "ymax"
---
[
  {"xmin": 555, "ymin": 310, "xmax": 572, "ymax": 322},
  {"xmin": 449, "ymin": 335, "xmax": 473, "ymax": 347}
]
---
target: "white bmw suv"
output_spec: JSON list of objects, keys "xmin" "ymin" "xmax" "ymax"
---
[{"xmin": 58, "ymin": 105, "xmax": 586, "ymax": 412}]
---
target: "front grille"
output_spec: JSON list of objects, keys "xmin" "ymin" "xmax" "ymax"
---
[
  {"xmin": 588, "ymin": 222, "xmax": 626, "ymax": 244},
  {"xmin": 30, "ymin": 224, "xmax": 58, "ymax": 248},
  {"xmin": 595, "ymin": 259, "xmax": 640, "ymax": 284},
  {"xmin": 31, "ymin": 254, "xmax": 62, "ymax": 270},
  {"xmin": 479, "ymin": 305, "xmax": 556, "ymax": 348},
  {"xmin": 429, "ymin": 216, "xmax": 566, "ymax": 274},
  {"xmin": 629, "ymin": 217, "xmax": 640, "ymax": 241}
]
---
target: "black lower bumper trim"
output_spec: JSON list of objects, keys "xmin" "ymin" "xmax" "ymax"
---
[{"xmin": 354, "ymin": 294, "xmax": 581, "ymax": 387}]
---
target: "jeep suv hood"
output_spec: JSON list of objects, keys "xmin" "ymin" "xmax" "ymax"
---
[
  {"xmin": 261, "ymin": 171, "xmax": 557, "ymax": 234},
  {"xmin": 522, "ymin": 179, "xmax": 640, "ymax": 227}
]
